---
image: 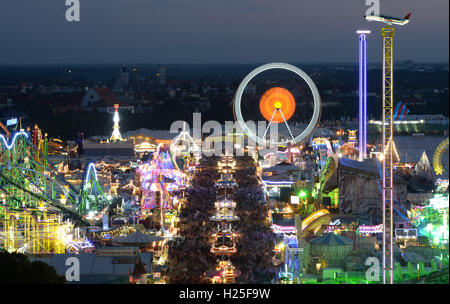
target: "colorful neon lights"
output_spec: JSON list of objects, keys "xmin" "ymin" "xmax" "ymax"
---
[
  {"xmin": 0, "ymin": 131, "xmax": 29, "ymax": 150},
  {"xmin": 83, "ymin": 162, "xmax": 99, "ymax": 187},
  {"xmin": 358, "ymin": 224, "xmax": 383, "ymax": 234},
  {"xmin": 358, "ymin": 32, "xmax": 368, "ymax": 161}
]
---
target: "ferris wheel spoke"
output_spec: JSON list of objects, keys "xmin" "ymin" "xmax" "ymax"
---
[
  {"xmin": 279, "ymin": 109, "xmax": 295, "ymax": 142},
  {"xmin": 262, "ymin": 109, "xmax": 277, "ymax": 140}
]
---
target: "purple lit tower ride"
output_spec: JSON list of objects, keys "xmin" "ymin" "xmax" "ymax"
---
[{"xmin": 357, "ymin": 30, "xmax": 370, "ymax": 161}]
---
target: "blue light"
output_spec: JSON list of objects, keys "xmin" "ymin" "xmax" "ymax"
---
[
  {"xmin": 262, "ymin": 180, "xmax": 294, "ymax": 185},
  {"xmin": 358, "ymin": 33, "xmax": 368, "ymax": 161},
  {"xmin": 0, "ymin": 131, "xmax": 29, "ymax": 150},
  {"xmin": 84, "ymin": 162, "xmax": 99, "ymax": 187},
  {"xmin": 6, "ymin": 118, "xmax": 17, "ymax": 126}
]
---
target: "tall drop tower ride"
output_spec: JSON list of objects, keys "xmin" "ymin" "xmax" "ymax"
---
[
  {"xmin": 381, "ymin": 25, "xmax": 395, "ymax": 284},
  {"xmin": 365, "ymin": 12, "xmax": 411, "ymax": 284},
  {"xmin": 357, "ymin": 30, "xmax": 370, "ymax": 161}
]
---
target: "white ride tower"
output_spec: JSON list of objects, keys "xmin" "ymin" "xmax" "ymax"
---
[{"xmin": 110, "ymin": 104, "xmax": 123, "ymax": 142}]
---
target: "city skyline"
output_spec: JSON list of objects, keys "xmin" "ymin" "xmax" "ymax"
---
[{"xmin": 0, "ymin": 0, "xmax": 448, "ymax": 64}]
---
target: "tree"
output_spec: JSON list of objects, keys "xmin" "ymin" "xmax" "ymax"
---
[{"xmin": 0, "ymin": 250, "xmax": 65, "ymax": 284}]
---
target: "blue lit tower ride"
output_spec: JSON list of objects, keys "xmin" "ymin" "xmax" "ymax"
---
[{"xmin": 357, "ymin": 30, "xmax": 370, "ymax": 161}]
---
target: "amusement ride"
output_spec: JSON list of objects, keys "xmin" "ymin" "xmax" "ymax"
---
[{"xmin": 233, "ymin": 62, "xmax": 322, "ymax": 146}]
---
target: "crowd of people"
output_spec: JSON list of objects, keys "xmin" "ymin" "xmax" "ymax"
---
[
  {"xmin": 166, "ymin": 155, "xmax": 277, "ymax": 283},
  {"xmin": 166, "ymin": 156, "xmax": 219, "ymax": 283},
  {"xmin": 233, "ymin": 156, "xmax": 278, "ymax": 283}
]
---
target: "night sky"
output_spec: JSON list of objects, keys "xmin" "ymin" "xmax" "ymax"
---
[{"xmin": 0, "ymin": 0, "xmax": 448, "ymax": 64}]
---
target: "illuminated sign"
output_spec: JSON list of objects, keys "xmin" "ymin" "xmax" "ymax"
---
[
  {"xmin": 6, "ymin": 118, "xmax": 17, "ymax": 126},
  {"xmin": 95, "ymin": 247, "xmax": 139, "ymax": 256},
  {"xmin": 272, "ymin": 224, "xmax": 296, "ymax": 234},
  {"xmin": 329, "ymin": 219, "xmax": 342, "ymax": 226},
  {"xmin": 358, "ymin": 224, "xmax": 383, "ymax": 234},
  {"xmin": 291, "ymin": 196, "xmax": 299, "ymax": 205}
]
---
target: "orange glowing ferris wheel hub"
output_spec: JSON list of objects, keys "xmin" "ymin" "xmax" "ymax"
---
[{"xmin": 259, "ymin": 87, "xmax": 295, "ymax": 123}]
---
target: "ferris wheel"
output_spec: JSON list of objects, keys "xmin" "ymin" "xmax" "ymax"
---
[
  {"xmin": 433, "ymin": 137, "xmax": 449, "ymax": 175},
  {"xmin": 233, "ymin": 62, "xmax": 322, "ymax": 146}
]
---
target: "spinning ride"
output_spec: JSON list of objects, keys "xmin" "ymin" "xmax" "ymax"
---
[{"xmin": 138, "ymin": 148, "xmax": 183, "ymax": 210}]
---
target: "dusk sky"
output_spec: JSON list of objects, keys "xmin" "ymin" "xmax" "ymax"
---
[{"xmin": 0, "ymin": 0, "xmax": 448, "ymax": 64}]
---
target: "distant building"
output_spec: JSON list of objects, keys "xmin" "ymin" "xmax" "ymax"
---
[
  {"xmin": 157, "ymin": 66, "xmax": 166, "ymax": 85},
  {"xmin": 368, "ymin": 116, "xmax": 449, "ymax": 135},
  {"xmin": 82, "ymin": 87, "xmax": 134, "ymax": 113},
  {"xmin": 122, "ymin": 128, "xmax": 179, "ymax": 153},
  {"xmin": 124, "ymin": 129, "xmax": 178, "ymax": 145},
  {"xmin": 113, "ymin": 65, "xmax": 130, "ymax": 92},
  {"xmin": 30, "ymin": 246, "xmax": 153, "ymax": 284},
  {"xmin": 83, "ymin": 140, "xmax": 135, "ymax": 157}
]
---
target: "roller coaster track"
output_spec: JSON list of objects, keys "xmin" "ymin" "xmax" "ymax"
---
[
  {"xmin": 78, "ymin": 162, "xmax": 109, "ymax": 214},
  {"xmin": 319, "ymin": 154, "xmax": 338, "ymax": 194},
  {"xmin": 1, "ymin": 131, "xmax": 106, "ymax": 226},
  {"xmin": 306, "ymin": 154, "xmax": 338, "ymax": 212},
  {"xmin": 0, "ymin": 170, "xmax": 89, "ymax": 226}
]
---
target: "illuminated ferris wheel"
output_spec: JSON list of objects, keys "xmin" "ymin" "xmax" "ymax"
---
[
  {"xmin": 233, "ymin": 63, "xmax": 322, "ymax": 146},
  {"xmin": 433, "ymin": 137, "xmax": 449, "ymax": 175}
]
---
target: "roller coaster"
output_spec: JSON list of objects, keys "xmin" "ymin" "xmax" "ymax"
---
[
  {"xmin": 0, "ymin": 131, "xmax": 109, "ymax": 227},
  {"xmin": 319, "ymin": 154, "xmax": 338, "ymax": 194}
]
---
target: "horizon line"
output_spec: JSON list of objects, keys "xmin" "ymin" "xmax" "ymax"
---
[{"xmin": 0, "ymin": 61, "xmax": 448, "ymax": 67}]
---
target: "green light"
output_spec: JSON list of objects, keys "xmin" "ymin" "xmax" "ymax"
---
[{"xmin": 299, "ymin": 191, "xmax": 307, "ymax": 198}]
